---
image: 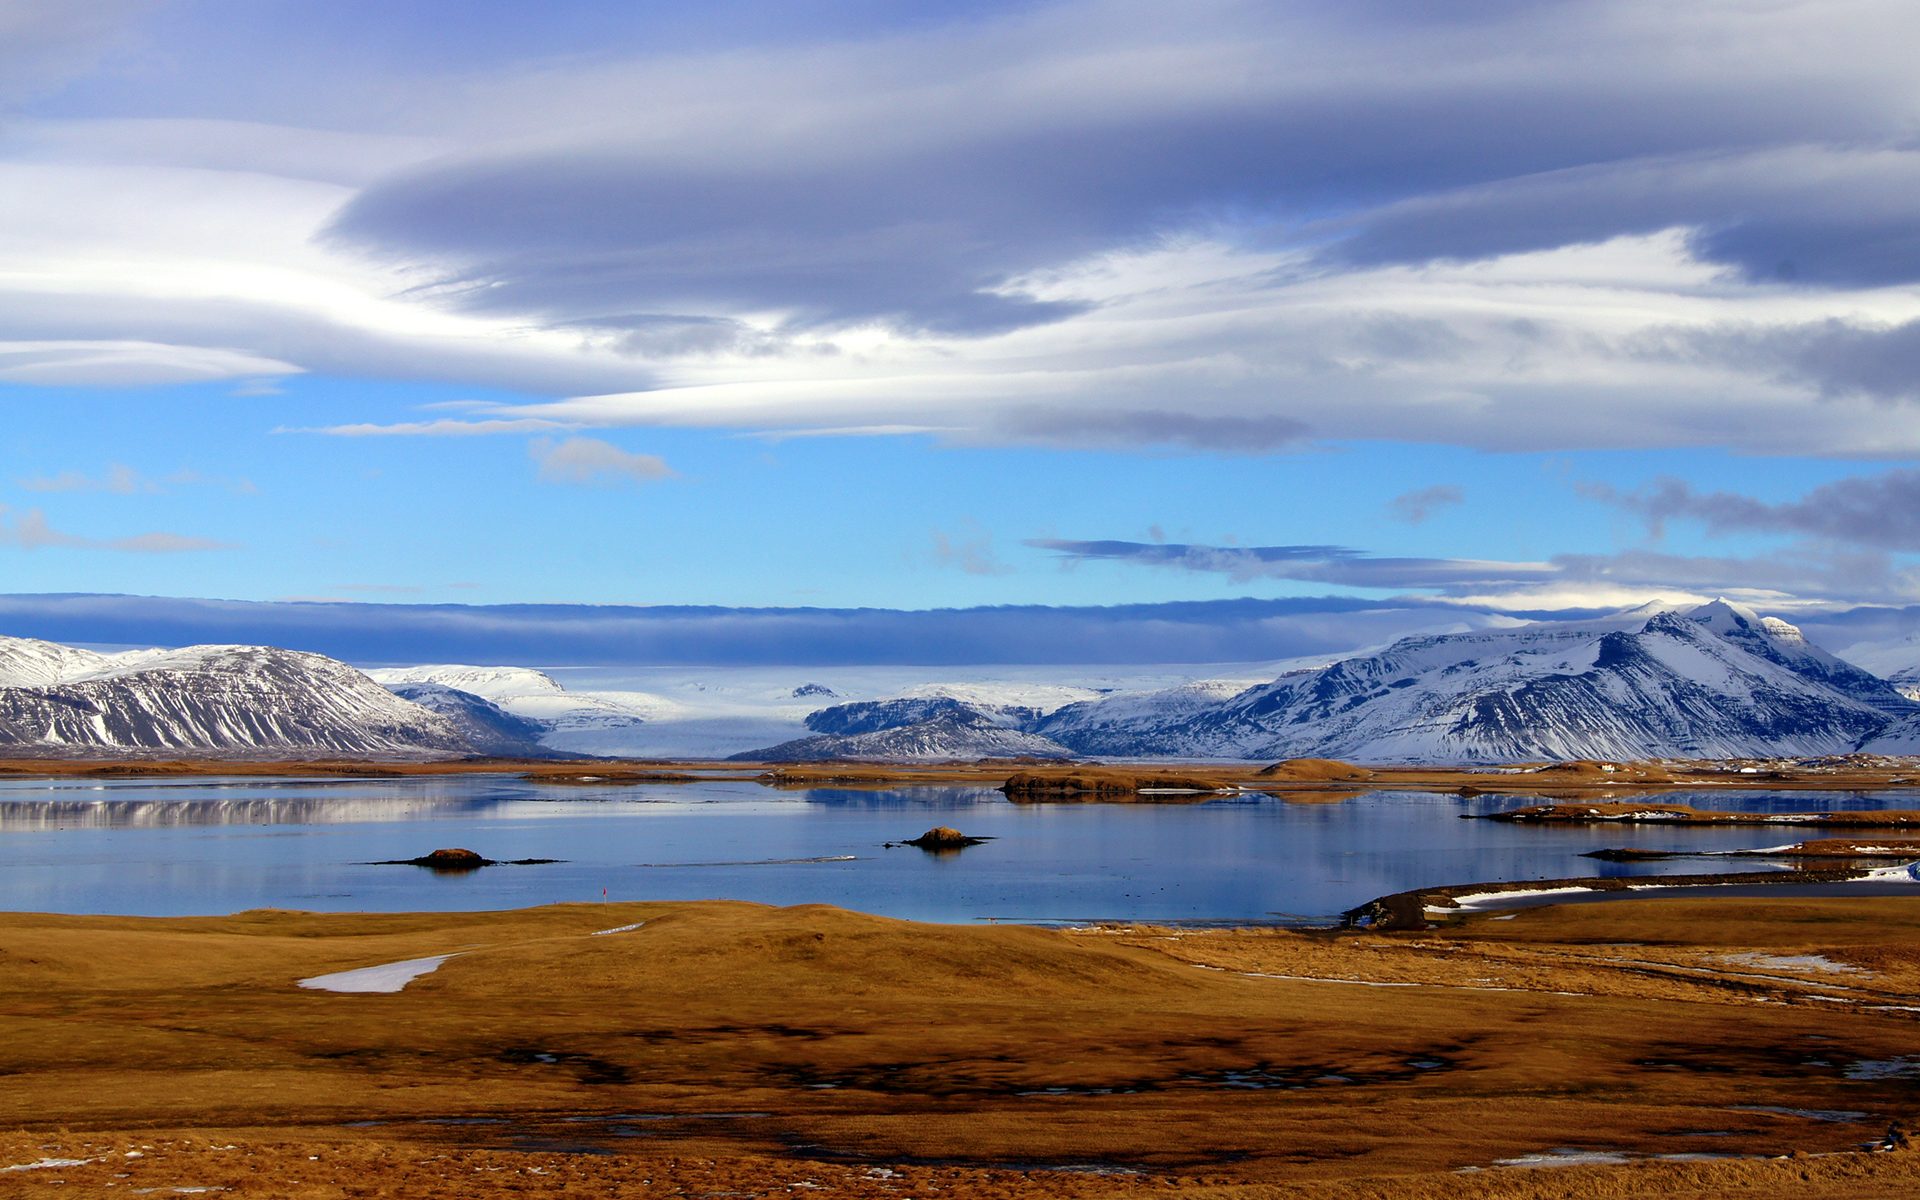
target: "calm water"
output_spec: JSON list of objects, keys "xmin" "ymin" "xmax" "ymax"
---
[{"xmin": 0, "ymin": 775, "xmax": 1913, "ymax": 924}]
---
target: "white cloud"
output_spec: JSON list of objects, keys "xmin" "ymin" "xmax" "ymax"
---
[
  {"xmin": 3, "ymin": 0, "xmax": 1920, "ymax": 461},
  {"xmin": 529, "ymin": 436, "xmax": 675, "ymax": 486}
]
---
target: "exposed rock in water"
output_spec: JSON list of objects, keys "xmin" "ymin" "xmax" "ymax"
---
[
  {"xmin": 370, "ymin": 848, "xmax": 565, "ymax": 871},
  {"xmin": 389, "ymin": 847, "xmax": 493, "ymax": 871},
  {"xmin": 901, "ymin": 826, "xmax": 989, "ymax": 851}
]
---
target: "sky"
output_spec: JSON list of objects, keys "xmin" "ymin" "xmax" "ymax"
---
[{"xmin": 4, "ymin": 1, "xmax": 1920, "ymax": 660}]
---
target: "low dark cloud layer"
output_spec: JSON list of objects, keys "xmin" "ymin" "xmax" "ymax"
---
[{"xmin": 0, "ymin": 592, "xmax": 1523, "ymax": 667}]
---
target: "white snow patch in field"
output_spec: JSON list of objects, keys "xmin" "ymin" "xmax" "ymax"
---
[
  {"xmin": 1853, "ymin": 862, "xmax": 1920, "ymax": 883},
  {"xmin": 1447, "ymin": 886, "xmax": 1597, "ymax": 910},
  {"xmin": 1720, "ymin": 952, "xmax": 1861, "ymax": 975},
  {"xmin": 590, "ymin": 922, "xmax": 646, "ymax": 936},
  {"xmin": 1494, "ymin": 1149, "xmax": 1635, "ymax": 1168},
  {"xmin": 298, "ymin": 954, "xmax": 457, "ymax": 993},
  {"xmin": 2, "ymin": 1157, "xmax": 94, "ymax": 1172}
]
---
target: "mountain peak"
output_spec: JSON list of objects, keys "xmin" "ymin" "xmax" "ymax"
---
[{"xmin": 1684, "ymin": 597, "xmax": 1764, "ymax": 633}]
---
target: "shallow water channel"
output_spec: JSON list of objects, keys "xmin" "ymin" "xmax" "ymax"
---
[{"xmin": 0, "ymin": 775, "xmax": 1913, "ymax": 923}]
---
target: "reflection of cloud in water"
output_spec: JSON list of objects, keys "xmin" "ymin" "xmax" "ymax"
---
[{"xmin": 0, "ymin": 795, "xmax": 498, "ymax": 830}]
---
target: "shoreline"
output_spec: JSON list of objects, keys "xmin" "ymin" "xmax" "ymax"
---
[{"xmin": 3, "ymin": 753, "xmax": 1920, "ymax": 798}]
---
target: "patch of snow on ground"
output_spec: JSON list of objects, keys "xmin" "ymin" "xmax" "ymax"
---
[
  {"xmin": 1719, "ymin": 952, "xmax": 1861, "ymax": 974},
  {"xmin": 298, "ymin": 954, "xmax": 457, "ymax": 994},
  {"xmin": 1853, "ymin": 862, "xmax": 1920, "ymax": 884},
  {"xmin": 1, "ymin": 1157, "xmax": 95, "ymax": 1172},
  {"xmin": 1444, "ymin": 886, "xmax": 1598, "ymax": 911}
]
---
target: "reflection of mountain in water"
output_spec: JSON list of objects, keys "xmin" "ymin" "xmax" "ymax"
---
[
  {"xmin": 795, "ymin": 786, "xmax": 1000, "ymax": 810},
  {"xmin": 0, "ymin": 794, "xmax": 500, "ymax": 830}
]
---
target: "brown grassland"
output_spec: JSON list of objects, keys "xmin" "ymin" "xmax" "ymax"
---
[
  {"xmin": 1, "ymin": 753, "xmax": 1917, "ymax": 797},
  {"xmin": 4, "ymin": 895, "xmax": 1920, "ymax": 1197}
]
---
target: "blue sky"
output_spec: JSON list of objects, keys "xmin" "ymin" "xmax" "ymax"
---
[{"xmin": 3, "ymin": 1, "xmax": 1920, "ymax": 654}]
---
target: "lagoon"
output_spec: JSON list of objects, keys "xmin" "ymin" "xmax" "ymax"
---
[{"xmin": 0, "ymin": 774, "xmax": 1914, "ymax": 923}]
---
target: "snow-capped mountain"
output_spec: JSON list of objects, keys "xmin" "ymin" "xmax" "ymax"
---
[
  {"xmin": 0, "ymin": 636, "xmax": 115, "ymax": 688},
  {"xmin": 1038, "ymin": 607, "xmax": 1902, "ymax": 762},
  {"xmin": 735, "ymin": 706, "xmax": 1075, "ymax": 762},
  {"xmin": 0, "ymin": 638, "xmax": 471, "ymax": 757},
  {"xmin": 1859, "ymin": 711, "xmax": 1920, "ymax": 754},
  {"xmin": 745, "ymin": 601, "xmax": 1918, "ymax": 764},
  {"xmin": 1682, "ymin": 600, "xmax": 1909, "ymax": 713},
  {"xmin": 380, "ymin": 681, "xmax": 553, "ymax": 757},
  {"xmin": 1028, "ymin": 678, "xmax": 1261, "ymax": 751},
  {"xmin": 802, "ymin": 695, "xmax": 1050, "ymax": 738}
]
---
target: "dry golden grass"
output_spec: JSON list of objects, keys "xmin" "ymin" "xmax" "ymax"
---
[
  {"xmin": 4, "ymin": 754, "xmax": 1920, "ymax": 800},
  {"xmin": 3, "ymin": 897, "xmax": 1920, "ymax": 1196}
]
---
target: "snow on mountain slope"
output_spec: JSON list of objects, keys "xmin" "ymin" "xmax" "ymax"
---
[
  {"xmin": 1859, "ymin": 711, "xmax": 1920, "ymax": 754},
  {"xmin": 0, "ymin": 636, "xmax": 112, "ymax": 687},
  {"xmin": 1828, "ymin": 633, "xmax": 1920, "ymax": 703},
  {"xmin": 1033, "ymin": 605, "xmax": 1904, "ymax": 763},
  {"xmin": 1027, "ymin": 678, "xmax": 1262, "ymax": 748},
  {"xmin": 1682, "ymin": 599, "xmax": 1909, "ymax": 712},
  {"xmin": 1889, "ymin": 668, "xmax": 1920, "ymax": 705},
  {"xmin": 804, "ymin": 695, "xmax": 1047, "ymax": 737},
  {"xmin": 381, "ymin": 682, "xmax": 555, "ymax": 757},
  {"xmin": 365, "ymin": 664, "xmax": 568, "ymax": 700},
  {"xmin": 366, "ymin": 664, "xmax": 676, "ymax": 754},
  {"xmin": 0, "ymin": 641, "xmax": 468, "ymax": 756}
]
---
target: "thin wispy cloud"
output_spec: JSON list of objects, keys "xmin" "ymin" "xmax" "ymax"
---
[
  {"xmin": 932, "ymin": 525, "xmax": 1011, "ymax": 577},
  {"xmin": 17, "ymin": 465, "xmax": 257, "ymax": 496},
  {"xmin": 1388, "ymin": 485, "xmax": 1464, "ymax": 525},
  {"xmin": 294, "ymin": 418, "xmax": 578, "ymax": 438},
  {"xmin": 0, "ymin": 506, "xmax": 234, "ymax": 553}
]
